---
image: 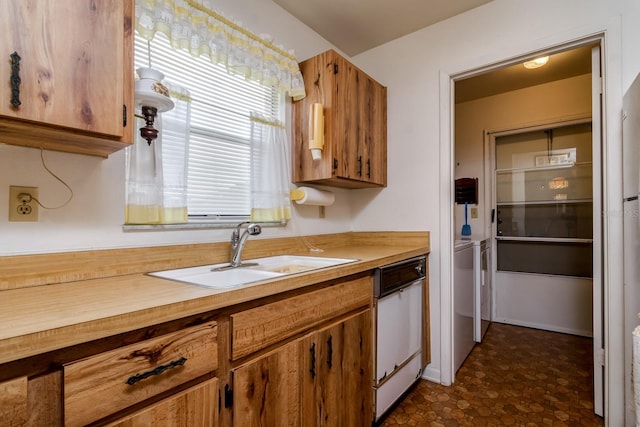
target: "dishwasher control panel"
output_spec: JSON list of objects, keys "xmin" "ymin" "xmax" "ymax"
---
[{"xmin": 374, "ymin": 256, "xmax": 427, "ymax": 298}]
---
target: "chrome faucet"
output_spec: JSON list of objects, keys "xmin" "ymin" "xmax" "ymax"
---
[{"xmin": 229, "ymin": 221, "xmax": 262, "ymax": 267}]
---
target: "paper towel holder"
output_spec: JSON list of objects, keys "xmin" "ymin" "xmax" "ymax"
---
[{"xmin": 290, "ymin": 187, "xmax": 335, "ymax": 206}]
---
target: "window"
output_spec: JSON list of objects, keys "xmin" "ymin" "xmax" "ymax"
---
[{"xmin": 134, "ymin": 33, "xmax": 281, "ymax": 222}]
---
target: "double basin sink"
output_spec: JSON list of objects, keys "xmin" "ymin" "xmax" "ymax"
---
[{"xmin": 149, "ymin": 255, "xmax": 358, "ymax": 290}]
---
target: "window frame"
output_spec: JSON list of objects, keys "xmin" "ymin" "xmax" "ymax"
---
[{"xmin": 127, "ymin": 32, "xmax": 287, "ymax": 230}]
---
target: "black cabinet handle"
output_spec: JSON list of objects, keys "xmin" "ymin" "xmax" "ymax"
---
[
  {"xmin": 367, "ymin": 159, "xmax": 371, "ymax": 178},
  {"xmin": 309, "ymin": 342, "xmax": 316, "ymax": 379},
  {"xmin": 326, "ymin": 335, "xmax": 333, "ymax": 369},
  {"xmin": 357, "ymin": 156, "xmax": 363, "ymax": 176},
  {"xmin": 125, "ymin": 357, "xmax": 187, "ymax": 386},
  {"xmin": 10, "ymin": 52, "xmax": 21, "ymax": 108},
  {"xmin": 224, "ymin": 384, "xmax": 233, "ymax": 408}
]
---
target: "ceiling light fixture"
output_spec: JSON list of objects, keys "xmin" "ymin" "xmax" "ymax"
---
[{"xmin": 523, "ymin": 56, "xmax": 549, "ymax": 69}]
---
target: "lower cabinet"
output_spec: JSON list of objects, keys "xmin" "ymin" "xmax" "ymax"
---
[
  {"xmin": 105, "ymin": 378, "xmax": 219, "ymax": 427},
  {"xmin": 232, "ymin": 309, "xmax": 372, "ymax": 427},
  {"xmin": 1, "ymin": 272, "xmax": 385, "ymax": 426}
]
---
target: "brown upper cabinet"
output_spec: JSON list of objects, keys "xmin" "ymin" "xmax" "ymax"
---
[
  {"xmin": 293, "ymin": 50, "xmax": 387, "ymax": 188},
  {"xmin": 0, "ymin": 0, "xmax": 134, "ymax": 157}
]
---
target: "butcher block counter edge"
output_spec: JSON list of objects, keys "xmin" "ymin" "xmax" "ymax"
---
[{"xmin": 0, "ymin": 231, "xmax": 429, "ymax": 365}]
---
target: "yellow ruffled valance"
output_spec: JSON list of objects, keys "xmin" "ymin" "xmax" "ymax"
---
[{"xmin": 135, "ymin": 0, "xmax": 306, "ymax": 100}]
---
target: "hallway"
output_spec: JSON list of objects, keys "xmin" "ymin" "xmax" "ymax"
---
[{"xmin": 381, "ymin": 323, "xmax": 603, "ymax": 426}]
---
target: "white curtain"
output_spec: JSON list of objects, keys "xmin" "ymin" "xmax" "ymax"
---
[
  {"xmin": 135, "ymin": 0, "xmax": 306, "ymax": 101},
  {"xmin": 125, "ymin": 83, "xmax": 191, "ymax": 224},
  {"xmin": 250, "ymin": 113, "xmax": 291, "ymax": 222}
]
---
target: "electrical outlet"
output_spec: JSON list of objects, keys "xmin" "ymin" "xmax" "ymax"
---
[
  {"xmin": 9, "ymin": 186, "xmax": 38, "ymax": 222},
  {"xmin": 471, "ymin": 207, "xmax": 478, "ymax": 219}
]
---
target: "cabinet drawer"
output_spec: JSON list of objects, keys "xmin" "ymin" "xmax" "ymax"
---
[
  {"xmin": 231, "ymin": 276, "xmax": 371, "ymax": 360},
  {"xmin": 105, "ymin": 378, "xmax": 219, "ymax": 427},
  {"xmin": 64, "ymin": 321, "xmax": 217, "ymax": 427}
]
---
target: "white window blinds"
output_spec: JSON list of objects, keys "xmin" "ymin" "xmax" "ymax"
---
[{"xmin": 134, "ymin": 33, "xmax": 281, "ymax": 220}]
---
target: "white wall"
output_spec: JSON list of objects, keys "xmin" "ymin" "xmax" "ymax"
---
[
  {"xmin": 0, "ymin": 0, "xmax": 345, "ymax": 256},
  {"xmin": 351, "ymin": 2, "xmax": 640, "ymax": 421}
]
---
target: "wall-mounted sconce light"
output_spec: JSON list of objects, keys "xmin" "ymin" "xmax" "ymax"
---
[{"xmin": 134, "ymin": 67, "xmax": 174, "ymax": 145}]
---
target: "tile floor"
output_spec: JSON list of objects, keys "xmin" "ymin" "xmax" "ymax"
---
[{"xmin": 380, "ymin": 323, "xmax": 604, "ymax": 426}]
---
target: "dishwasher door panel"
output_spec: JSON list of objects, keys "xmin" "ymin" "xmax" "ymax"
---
[
  {"xmin": 375, "ymin": 353, "xmax": 422, "ymax": 420},
  {"xmin": 376, "ymin": 280, "xmax": 423, "ymax": 383}
]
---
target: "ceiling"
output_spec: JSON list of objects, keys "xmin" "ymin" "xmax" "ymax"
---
[
  {"xmin": 455, "ymin": 45, "xmax": 594, "ymax": 103},
  {"xmin": 272, "ymin": 0, "xmax": 493, "ymax": 56},
  {"xmin": 272, "ymin": 0, "xmax": 594, "ymax": 103}
]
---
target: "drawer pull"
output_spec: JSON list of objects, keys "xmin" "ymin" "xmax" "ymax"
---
[
  {"xmin": 9, "ymin": 51, "xmax": 21, "ymax": 108},
  {"xmin": 125, "ymin": 357, "xmax": 187, "ymax": 386}
]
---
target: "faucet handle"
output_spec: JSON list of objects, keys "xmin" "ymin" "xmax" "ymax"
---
[{"xmin": 247, "ymin": 223, "xmax": 262, "ymax": 235}]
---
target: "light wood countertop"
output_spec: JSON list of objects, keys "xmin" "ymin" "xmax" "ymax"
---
[{"xmin": 0, "ymin": 232, "xmax": 429, "ymax": 365}]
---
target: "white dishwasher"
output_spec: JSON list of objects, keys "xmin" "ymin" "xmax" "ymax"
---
[{"xmin": 373, "ymin": 256, "xmax": 426, "ymax": 421}]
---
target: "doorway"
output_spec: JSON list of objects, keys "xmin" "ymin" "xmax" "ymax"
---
[{"xmin": 452, "ymin": 41, "xmax": 604, "ymax": 416}]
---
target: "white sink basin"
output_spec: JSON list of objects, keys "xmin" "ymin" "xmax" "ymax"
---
[
  {"xmin": 149, "ymin": 265, "xmax": 283, "ymax": 289},
  {"xmin": 148, "ymin": 255, "xmax": 357, "ymax": 289},
  {"xmin": 251, "ymin": 255, "xmax": 357, "ymax": 274}
]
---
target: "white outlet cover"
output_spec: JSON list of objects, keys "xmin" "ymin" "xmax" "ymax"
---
[{"xmin": 9, "ymin": 186, "xmax": 38, "ymax": 222}]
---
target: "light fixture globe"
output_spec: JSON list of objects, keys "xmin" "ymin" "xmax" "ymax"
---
[
  {"xmin": 523, "ymin": 56, "xmax": 549, "ymax": 69},
  {"xmin": 134, "ymin": 67, "xmax": 174, "ymax": 145},
  {"xmin": 135, "ymin": 67, "xmax": 174, "ymax": 112}
]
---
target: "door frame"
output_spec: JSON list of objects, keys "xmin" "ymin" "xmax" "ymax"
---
[
  {"xmin": 486, "ymin": 113, "xmax": 603, "ymax": 415},
  {"xmin": 439, "ymin": 25, "xmax": 625, "ymax": 423}
]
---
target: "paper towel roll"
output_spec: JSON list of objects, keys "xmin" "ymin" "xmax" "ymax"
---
[{"xmin": 290, "ymin": 187, "xmax": 335, "ymax": 206}]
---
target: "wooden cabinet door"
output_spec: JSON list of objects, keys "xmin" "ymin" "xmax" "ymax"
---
[
  {"xmin": 0, "ymin": 376, "xmax": 27, "ymax": 426},
  {"xmin": 0, "ymin": 0, "xmax": 126, "ymax": 137},
  {"xmin": 106, "ymin": 378, "xmax": 219, "ymax": 427},
  {"xmin": 292, "ymin": 50, "xmax": 337, "ymax": 184},
  {"xmin": 330, "ymin": 53, "xmax": 351, "ymax": 181},
  {"xmin": 363, "ymin": 78, "xmax": 387, "ymax": 186},
  {"xmin": 300, "ymin": 310, "xmax": 373, "ymax": 427},
  {"xmin": 340, "ymin": 309, "xmax": 373, "ymax": 426},
  {"xmin": 331, "ymin": 53, "xmax": 386, "ymax": 186},
  {"xmin": 300, "ymin": 321, "xmax": 342, "ymax": 426},
  {"xmin": 232, "ymin": 339, "xmax": 301, "ymax": 427}
]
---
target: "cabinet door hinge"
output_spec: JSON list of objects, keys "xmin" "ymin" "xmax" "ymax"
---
[
  {"xmin": 224, "ymin": 384, "xmax": 233, "ymax": 408},
  {"xmin": 122, "ymin": 104, "xmax": 127, "ymax": 127},
  {"xmin": 334, "ymin": 63, "xmax": 339, "ymax": 74}
]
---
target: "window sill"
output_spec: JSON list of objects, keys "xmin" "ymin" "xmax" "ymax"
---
[{"xmin": 122, "ymin": 218, "xmax": 287, "ymax": 232}]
